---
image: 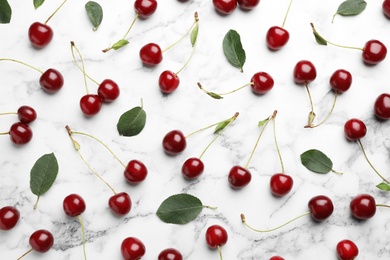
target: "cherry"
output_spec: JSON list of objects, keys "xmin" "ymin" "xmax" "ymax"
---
[
  {"xmin": 162, "ymin": 130, "xmax": 187, "ymax": 155},
  {"xmin": 237, "ymin": 0, "xmax": 260, "ymax": 10},
  {"xmin": 39, "ymin": 68, "xmax": 64, "ymax": 93},
  {"xmin": 213, "ymin": 0, "xmax": 237, "ymax": 15},
  {"xmin": 330, "ymin": 69, "xmax": 352, "ymax": 93},
  {"xmin": 17, "ymin": 106, "xmax": 37, "ymax": 124},
  {"xmin": 124, "ymin": 160, "xmax": 148, "ymax": 184},
  {"xmin": 374, "ymin": 93, "xmax": 390, "ymax": 119},
  {"xmin": 159, "ymin": 70, "xmax": 180, "ymax": 94},
  {"xmin": 350, "ymin": 194, "xmax": 376, "ymax": 220},
  {"xmin": 270, "ymin": 257, "xmax": 285, "ymax": 260},
  {"xmin": 28, "ymin": 22, "xmax": 53, "ymax": 49},
  {"xmin": 63, "ymin": 194, "xmax": 86, "ymax": 217},
  {"xmin": 228, "ymin": 165, "xmax": 252, "ymax": 189},
  {"xmin": 308, "ymin": 195, "xmax": 334, "ymax": 221},
  {"xmin": 336, "ymin": 239, "xmax": 359, "ymax": 260},
  {"xmin": 270, "ymin": 173, "xmax": 293, "ymax": 197},
  {"xmin": 266, "ymin": 26, "xmax": 289, "ymax": 51},
  {"xmin": 362, "ymin": 40, "xmax": 387, "ymax": 65},
  {"xmin": 109, "ymin": 192, "xmax": 132, "ymax": 216},
  {"xmin": 344, "ymin": 118, "xmax": 366, "ymax": 141},
  {"xmin": 205, "ymin": 224, "xmax": 228, "ymax": 249},
  {"xmin": 0, "ymin": 206, "xmax": 20, "ymax": 231},
  {"xmin": 98, "ymin": 79, "xmax": 120, "ymax": 102},
  {"xmin": 134, "ymin": 0, "xmax": 158, "ymax": 19},
  {"xmin": 182, "ymin": 157, "xmax": 204, "ymax": 179},
  {"xmin": 293, "ymin": 60, "xmax": 317, "ymax": 84},
  {"xmin": 383, "ymin": 0, "xmax": 390, "ymax": 18},
  {"xmin": 139, "ymin": 43, "xmax": 163, "ymax": 66},
  {"xmin": 158, "ymin": 248, "xmax": 183, "ymax": 260},
  {"xmin": 121, "ymin": 237, "xmax": 146, "ymax": 260},
  {"xmin": 9, "ymin": 122, "xmax": 33, "ymax": 145},
  {"xmin": 80, "ymin": 94, "xmax": 103, "ymax": 116},
  {"xmin": 29, "ymin": 229, "xmax": 54, "ymax": 253},
  {"xmin": 250, "ymin": 72, "xmax": 274, "ymax": 94}
]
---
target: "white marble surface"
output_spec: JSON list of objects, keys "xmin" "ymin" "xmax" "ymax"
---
[{"xmin": 1, "ymin": 0, "xmax": 390, "ymax": 259}]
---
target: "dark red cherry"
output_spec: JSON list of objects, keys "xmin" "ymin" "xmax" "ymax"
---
[
  {"xmin": 350, "ymin": 194, "xmax": 376, "ymax": 220},
  {"xmin": 139, "ymin": 43, "xmax": 163, "ymax": 66},
  {"xmin": 39, "ymin": 68, "xmax": 64, "ymax": 93},
  {"xmin": 362, "ymin": 40, "xmax": 387, "ymax": 65},
  {"xmin": 80, "ymin": 94, "xmax": 103, "ymax": 116},
  {"xmin": 29, "ymin": 229, "xmax": 54, "ymax": 253},
  {"xmin": 182, "ymin": 157, "xmax": 204, "ymax": 179},
  {"xmin": 266, "ymin": 26, "xmax": 290, "ymax": 51},
  {"xmin": 237, "ymin": 0, "xmax": 260, "ymax": 10},
  {"xmin": 162, "ymin": 130, "xmax": 187, "ymax": 155},
  {"xmin": 308, "ymin": 195, "xmax": 334, "ymax": 221},
  {"xmin": 109, "ymin": 192, "xmax": 132, "ymax": 216},
  {"xmin": 134, "ymin": 0, "xmax": 158, "ymax": 19},
  {"xmin": 158, "ymin": 248, "xmax": 183, "ymax": 260},
  {"xmin": 293, "ymin": 60, "xmax": 317, "ymax": 84},
  {"xmin": 270, "ymin": 173, "xmax": 293, "ymax": 197},
  {"xmin": 330, "ymin": 69, "xmax": 352, "ymax": 93},
  {"xmin": 205, "ymin": 224, "xmax": 228, "ymax": 249},
  {"xmin": 9, "ymin": 122, "xmax": 33, "ymax": 145},
  {"xmin": 121, "ymin": 237, "xmax": 146, "ymax": 260},
  {"xmin": 98, "ymin": 79, "xmax": 120, "ymax": 102},
  {"xmin": 17, "ymin": 106, "xmax": 37, "ymax": 124},
  {"xmin": 228, "ymin": 165, "xmax": 251, "ymax": 189},
  {"xmin": 374, "ymin": 93, "xmax": 390, "ymax": 119},
  {"xmin": 270, "ymin": 257, "xmax": 285, "ymax": 260},
  {"xmin": 344, "ymin": 118, "xmax": 366, "ymax": 141},
  {"xmin": 213, "ymin": 0, "xmax": 238, "ymax": 15},
  {"xmin": 63, "ymin": 194, "xmax": 86, "ymax": 217},
  {"xmin": 28, "ymin": 22, "xmax": 53, "ymax": 49},
  {"xmin": 124, "ymin": 160, "xmax": 148, "ymax": 184},
  {"xmin": 336, "ymin": 239, "xmax": 359, "ymax": 260},
  {"xmin": 0, "ymin": 206, "xmax": 20, "ymax": 231},
  {"xmin": 383, "ymin": 0, "xmax": 390, "ymax": 18},
  {"xmin": 159, "ymin": 70, "xmax": 180, "ymax": 94},
  {"xmin": 250, "ymin": 72, "xmax": 274, "ymax": 94}
]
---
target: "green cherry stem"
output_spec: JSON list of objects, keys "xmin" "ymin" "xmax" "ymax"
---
[
  {"xmin": 304, "ymin": 83, "xmax": 316, "ymax": 127},
  {"xmin": 376, "ymin": 204, "xmax": 390, "ymax": 209},
  {"xmin": 0, "ymin": 58, "xmax": 44, "ymax": 74},
  {"xmin": 217, "ymin": 246, "xmax": 223, "ymax": 260},
  {"xmin": 70, "ymin": 42, "xmax": 100, "ymax": 86},
  {"xmin": 305, "ymin": 91, "xmax": 338, "ymax": 128},
  {"xmin": 185, "ymin": 116, "xmax": 234, "ymax": 139},
  {"xmin": 44, "ymin": 0, "xmax": 68, "ymax": 24},
  {"xmin": 197, "ymin": 82, "xmax": 252, "ymax": 99},
  {"xmin": 272, "ymin": 111, "xmax": 285, "ymax": 173},
  {"xmin": 78, "ymin": 215, "xmax": 87, "ymax": 260},
  {"xmin": 16, "ymin": 248, "xmax": 33, "ymax": 260},
  {"xmin": 0, "ymin": 112, "xmax": 17, "ymax": 116},
  {"xmin": 281, "ymin": 0, "xmax": 294, "ymax": 28},
  {"xmin": 70, "ymin": 42, "xmax": 90, "ymax": 94},
  {"xmin": 0, "ymin": 131, "xmax": 9, "ymax": 135}
]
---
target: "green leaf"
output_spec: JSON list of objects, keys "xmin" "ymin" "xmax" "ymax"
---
[
  {"xmin": 222, "ymin": 29, "xmax": 246, "ymax": 72},
  {"xmin": 0, "ymin": 0, "xmax": 12, "ymax": 24},
  {"xmin": 313, "ymin": 31, "xmax": 327, "ymax": 46},
  {"xmin": 85, "ymin": 1, "xmax": 103, "ymax": 31},
  {"xmin": 258, "ymin": 118, "xmax": 269, "ymax": 127},
  {"xmin": 207, "ymin": 92, "xmax": 223, "ymax": 99},
  {"xmin": 214, "ymin": 119, "xmax": 231, "ymax": 134},
  {"xmin": 300, "ymin": 149, "xmax": 334, "ymax": 174},
  {"xmin": 112, "ymin": 39, "xmax": 129, "ymax": 50},
  {"xmin": 333, "ymin": 0, "xmax": 367, "ymax": 22},
  {"xmin": 376, "ymin": 183, "xmax": 390, "ymax": 191},
  {"xmin": 190, "ymin": 24, "xmax": 199, "ymax": 47},
  {"xmin": 33, "ymin": 0, "xmax": 44, "ymax": 9},
  {"xmin": 117, "ymin": 106, "xmax": 146, "ymax": 137},
  {"xmin": 30, "ymin": 153, "xmax": 59, "ymax": 209}
]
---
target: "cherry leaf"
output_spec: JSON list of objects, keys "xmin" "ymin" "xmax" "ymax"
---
[
  {"xmin": 313, "ymin": 31, "xmax": 327, "ymax": 46},
  {"xmin": 258, "ymin": 118, "xmax": 270, "ymax": 127},
  {"xmin": 33, "ymin": 0, "xmax": 44, "ymax": 9},
  {"xmin": 300, "ymin": 149, "xmax": 338, "ymax": 174},
  {"xmin": 0, "ymin": 0, "xmax": 12, "ymax": 24},
  {"xmin": 85, "ymin": 1, "xmax": 103, "ymax": 31},
  {"xmin": 112, "ymin": 39, "xmax": 129, "ymax": 50},
  {"xmin": 117, "ymin": 105, "xmax": 146, "ymax": 137},
  {"xmin": 333, "ymin": 0, "xmax": 367, "ymax": 22},
  {"xmin": 376, "ymin": 183, "xmax": 390, "ymax": 191},
  {"xmin": 223, "ymin": 29, "xmax": 246, "ymax": 72},
  {"xmin": 190, "ymin": 24, "xmax": 199, "ymax": 47},
  {"xmin": 207, "ymin": 92, "xmax": 223, "ymax": 99},
  {"xmin": 214, "ymin": 119, "xmax": 231, "ymax": 134}
]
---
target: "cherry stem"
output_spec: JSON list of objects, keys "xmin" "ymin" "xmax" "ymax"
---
[
  {"xmin": 305, "ymin": 83, "xmax": 314, "ymax": 116},
  {"xmin": 0, "ymin": 112, "xmax": 17, "ymax": 116},
  {"xmin": 376, "ymin": 204, "xmax": 390, "ymax": 209},
  {"xmin": 305, "ymin": 91, "xmax": 338, "ymax": 128},
  {"xmin": 357, "ymin": 139, "xmax": 390, "ymax": 184},
  {"xmin": 122, "ymin": 13, "xmax": 139, "ymax": 40},
  {"xmin": 70, "ymin": 42, "xmax": 90, "ymax": 94},
  {"xmin": 78, "ymin": 215, "xmax": 87, "ymax": 260},
  {"xmin": 241, "ymin": 212, "xmax": 311, "ymax": 233},
  {"xmin": 16, "ymin": 248, "xmax": 33, "ymax": 260},
  {"xmin": 70, "ymin": 42, "xmax": 99, "ymax": 86},
  {"xmin": 217, "ymin": 83, "xmax": 252, "ymax": 96},
  {"xmin": 0, "ymin": 132, "xmax": 10, "ymax": 135},
  {"xmin": 33, "ymin": 196, "xmax": 40, "ymax": 210},
  {"xmin": 272, "ymin": 111, "xmax": 285, "ymax": 173},
  {"xmin": 175, "ymin": 36, "xmax": 197, "ymax": 75},
  {"xmin": 0, "ymin": 58, "xmax": 44, "ymax": 74},
  {"xmin": 44, "ymin": 0, "xmax": 68, "ymax": 24},
  {"xmin": 217, "ymin": 246, "xmax": 223, "ymax": 260},
  {"xmin": 185, "ymin": 120, "xmax": 225, "ymax": 138},
  {"xmin": 203, "ymin": 205, "xmax": 218, "ymax": 210},
  {"xmin": 281, "ymin": 0, "xmax": 294, "ymax": 28}
]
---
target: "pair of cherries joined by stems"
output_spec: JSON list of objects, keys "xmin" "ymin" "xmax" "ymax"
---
[{"xmin": 212, "ymin": 0, "xmax": 260, "ymax": 15}]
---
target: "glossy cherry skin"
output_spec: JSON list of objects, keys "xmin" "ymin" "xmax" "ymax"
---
[
  {"xmin": 98, "ymin": 79, "xmax": 120, "ymax": 102},
  {"xmin": 362, "ymin": 40, "xmax": 387, "ymax": 65},
  {"xmin": 350, "ymin": 194, "xmax": 376, "ymax": 220},
  {"xmin": 374, "ymin": 93, "xmax": 390, "ymax": 119},
  {"xmin": 206, "ymin": 225, "xmax": 228, "ymax": 249},
  {"xmin": 213, "ymin": 0, "xmax": 238, "ymax": 15},
  {"xmin": 63, "ymin": 194, "xmax": 86, "ymax": 217},
  {"xmin": 330, "ymin": 69, "xmax": 352, "ymax": 93},
  {"xmin": 336, "ymin": 239, "xmax": 359, "ymax": 260},
  {"xmin": 9, "ymin": 122, "xmax": 33, "ymax": 145},
  {"xmin": 39, "ymin": 68, "xmax": 64, "ymax": 93},
  {"xmin": 159, "ymin": 71, "xmax": 180, "ymax": 94},
  {"xmin": 293, "ymin": 60, "xmax": 317, "ymax": 84},
  {"xmin": 228, "ymin": 165, "xmax": 252, "ymax": 189},
  {"xmin": 182, "ymin": 157, "xmax": 204, "ymax": 179},
  {"xmin": 0, "ymin": 206, "xmax": 20, "ymax": 231},
  {"xmin": 17, "ymin": 106, "xmax": 37, "ymax": 124},
  {"xmin": 237, "ymin": 0, "xmax": 260, "ymax": 10},
  {"xmin": 158, "ymin": 248, "xmax": 183, "ymax": 260},
  {"xmin": 383, "ymin": 0, "xmax": 390, "ymax": 18},
  {"xmin": 124, "ymin": 160, "xmax": 148, "ymax": 184},
  {"xmin": 270, "ymin": 173, "xmax": 293, "ymax": 197},
  {"xmin": 269, "ymin": 257, "xmax": 285, "ymax": 260},
  {"xmin": 139, "ymin": 43, "xmax": 163, "ymax": 66},
  {"xmin": 308, "ymin": 195, "xmax": 334, "ymax": 221},
  {"xmin": 28, "ymin": 22, "xmax": 53, "ymax": 48},
  {"xmin": 250, "ymin": 72, "xmax": 274, "ymax": 94},
  {"xmin": 109, "ymin": 192, "xmax": 132, "ymax": 216},
  {"xmin": 121, "ymin": 237, "xmax": 146, "ymax": 260},
  {"xmin": 134, "ymin": 0, "xmax": 157, "ymax": 19},
  {"xmin": 162, "ymin": 130, "xmax": 187, "ymax": 155},
  {"xmin": 80, "ymin": 94, "xmax": 103, "ymax": 116},
  {"xmin": 344, "ymin": 118, "xmax": 367, "ymax": 141},
  {"xmin": 29, "ymin": 229, "xmax": 54, "ymax": 253},
  {"xmin": 266, "ymin": 26, "xmax": 290, "ymax": 51}
]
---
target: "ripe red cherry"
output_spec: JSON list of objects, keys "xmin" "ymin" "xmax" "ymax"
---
[
  {"xmin": 336, "ymin": 239, "xmax": 359, "ymax": 260},
  {"xmin": 266, "ymin": 26, "xmax": 290, "ymax": 51},
  {"xmin": 9, "ymin": 122, "xmax": 33, "ymax": 145},
  {"xmin": 159, "ymin": 70, "xmax": 180, "ymax": 94},
  {"xmin": 28, "ymin": 22, "xmax": 53, "ymax": 48},
  {"xmin": 63, "ymin": 194, "xmax": 86, "ymax": 217},
  {"xmin": 293, "ymin": 60, "xmax": 317, "ymax": 84},
  {"xmin": 344, "ymin": 118, "xmax": 366, "ymax": 141},
  {"xmin": 270, "ymin": 257, "xmax": 285, "ymax": 260},
  {"xmin": 308, "ymin": 195, "xmax": 334, "ymax": 221},
  {"xmin": 374, "ymin": 93, "xmax": 390, "ymax": 119},
  {"xmin": 39, "ymin": 68, "xmax": 64, "ymax": 93},
  {"xmin": 383, "ymin": 0, "xmax": 390, "ymax": 18},
  {"xmin": 330, "ymin": 69, "xmax": 352, "ymax": 93},
  {"xmin": 350, "ymin": 194, "xmax": 376, "ymax": 220},
  {"xmin": 29, "ymin": 229, "xmax": 54, "ymax": 253},
  {"xmin": 121, "ymin": 237, "xmax": 146, "ymax": 260},
  {"xmin": 134, "ymin": 0, "xmax": 158, "ymax": 19},
  {"xmin": 139, "ymin": 43, "xmax": 163, "ymax": 66},
  {"xmin": 0, "ymin": 206, "xmax": 20, "ymax": 231},
  {"xmin": 80, "ymin": 94, "xmax": 103, "ymax": 116},
  {"xmin": 17, "ymin": 106, "xmax": 37, "ymax": 124},
  {"xmin": 205, "ymin": 225, "xmax": 228, "ymax": 249},
  {"xmin": 213, "ymin": 0, "xmax": 238, "ymax": 15},
  {"xmin": 158, "ymin": 248, "xmax": 183, "ymax": 260},
  {"xmin": 182, "ymin": 157, "xmax": 204, "ymax": 179},
  {"xmin": 250, "ymin": 72, "xmax": 274, "ymax": 94},
  {"xmin": 237, "ymin": 0, "xmax": 260, "ymax": 10},
  {"xmin": 270, "ymin": 173, "xmax": 293, "ymax": 197},
  {"xmin": 228, "ymin": 165, "xmax": 252, "ymax": 189},
  {"xmin": 124, "ymin": 160, "xmax": 148, "ymax": 184},
  {"xmin": 98, "ymin": 79, "xmax": 120, "ymax": 102},
  {"xmin": 162, "ymin": 130, "xmax": 187, "ymax": 155},
  {"xmin": 362, "ymin": 40, "xmax": 387, "ymax": 65},
  {"xmin": 109, "ymin": 192, "xmax": 132, "ymax": 216}
]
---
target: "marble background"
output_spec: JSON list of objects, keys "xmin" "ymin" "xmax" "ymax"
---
[{"xmin": 1, "ymin": 0, "xmax": 390, "ymax": 259}]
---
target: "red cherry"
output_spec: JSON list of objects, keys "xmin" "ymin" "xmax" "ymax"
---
[
  {"xmin": 250, "ymin": 72, "xmax": 274, "ymax": 94},
  {"xmin": 134, "ymin": 0, "xmax": 158, "ymax": 19},
  {"xmin": 80, "ymin": 94, "xmax": 103, "ymax": 116},
  {"xmin": 374, "ymin": 93, "xmax": 390, "ymax": 119},
  {"xmin": 39, "ymin": 68, "xmax": 64, "ymax": 93},
  {"xmin": 0, "ymin": 206, "xmax": 20, "ymax": 231},
  {"xmin": 336, "ymin": 239, "xmax": 359, "ymax": 260},
  {"xmin": 162, "ymin": 130, "xmax": 187, "ymax": 155},
  {"xmin": 308, "ymin": 195, "xmax": 334, "ymax": 221},
  {"xmin": 139, "ymin": 43, "xmax": 163, "ymax": 66},
  {"xmin": 293, "ymin": 60, "xmax": 317, "ymax": 84},
  {"xmin": 9, "ymin": 122, "xmax": 33, "ymax": 145},
  {"xmin": 28, "ymin": 22, "xmax": 53, "ymax": 48},
  {"xmin": 266, "ymin": 26, "xmax": 290, "ymax": 51},
  {"xmin": 362, "ymin": 40, "xmax": 387, "ymax": 65},
  {"xmin": 213, "ymin": 0, "xmax": 238, "ymax": 15},
  {"xmin": 350, "ymin": 194, "xmax": 376, "ymax": 220},
  {"xmin": 124, "ymin": 160, "xmax": 148, "ymax": 184},
  {"xmin": 205, "ymin": 225, "xmax": 228, "ymax": 249},
  {"xmin": 158, "ymin": 248, "xmax": 183, "ymax": 260},
  {"xmin": 29, "ymin": 229, "xmax": 54, "ymax": 253},
  {"xmin": 383, "ymin": 0, "xmax": 390, "ymax": 18},
  {"xmin": 17, "ymin": 106, "xmax": 37, "ymax": 124},
  {"xmin": 237, "ymin": 0, "xmax": 260, "ymax": 10},
  {"xmin": 228, "ymin": 165, "xmax": 252, "ymax": 189},
  {"xmin": 270, "ymin": 173, "xmax": 293, "ymax": 197},
  {"xmin": 181, "ymin": 157, "xmax": 204, "ymax": 179},
  {"xmin": 63, "ymin": 194, "xmax": 86, "ymax": 217},
  {"xmin": 121, "ymin": 237, "xmax": 146, "ymax": 260},
  {"xmin": 159, "ymin": 70, "xmax": 180, "ymax": 94},
  {"xmin": 109, "ymin": 192, "xmax": 132, "ymax": 216},
  {"xmin": 344, "ymin": 118, "xmax": 367, "ymax": 141},
  {"xmin": 330, "ymin": 69, "xmax": 352, "ymax": 93},
  {"xmin": 270, "ymin": 257, "xmax": 285, "ymax": 260},
  {"xmin": 98, "ymin": 79, "xmax": 120, "ymax": 102}
]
